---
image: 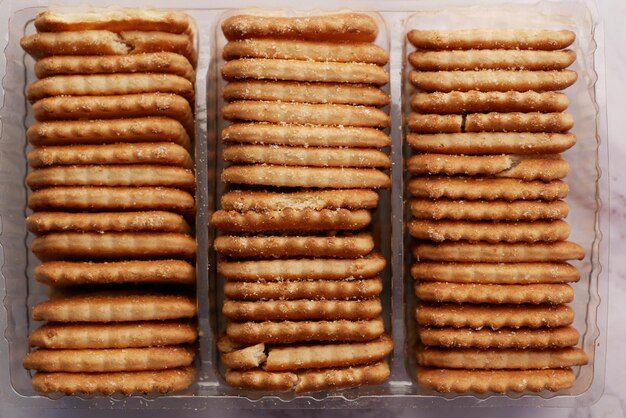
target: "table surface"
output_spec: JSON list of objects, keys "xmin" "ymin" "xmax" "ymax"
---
[{"xmin": 3, "ymin": 0, "xmax": 625, "ymax": 416}]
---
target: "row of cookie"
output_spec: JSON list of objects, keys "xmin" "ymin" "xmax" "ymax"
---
[
  {"xmin": 211, "ymin": 13, "xmax": 394, "ymax": 393},
  {"xmin": 405, "ymin": 28, "xmax": 588, "ymax": 394},
  {"xmin": 20, "ymin": 9, "xmax": 199, "ymax": 396}
]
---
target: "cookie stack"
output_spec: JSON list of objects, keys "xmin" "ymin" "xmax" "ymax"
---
[
  {"xmin": 212, "ymin": 13, "xmax": 393, "ymax": 393},
  {"xmin": 20, "ymin": 9, "xmax": 198, "ymax": 395},
  {"xmin": 405, "ymin": 29, "xmax": 589, "ymax": 393}
]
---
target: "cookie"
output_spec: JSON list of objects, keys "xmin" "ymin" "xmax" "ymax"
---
[
  {"xmin": 221, "ymin": 343, "xmax": 266, "ymax": 370},
  {"xmin": 410, "ymin": 199, "xmax": 569, "ymax": 221},
  {"xmin": 409, "ymin": 111, "xmax": 573, "ymax": 133},
  {"xmin": 407, "ymin": 29, "xmax": 576, "ymax": 50},
  {"xmin": 415, "ymin": 282, "xmax": 574, "ymax": 304},
  {"xmin": 294, "ymin": 361, "xmax": 389, "ymax": 393},
  {"xmin": 222, "ymin": 299, "xmax": 382, "ymax": 321}
]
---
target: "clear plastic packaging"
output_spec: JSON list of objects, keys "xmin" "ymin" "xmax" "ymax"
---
[{"xmin": 0, "ymin": 0, "xmax": 608, "ymax": 410}]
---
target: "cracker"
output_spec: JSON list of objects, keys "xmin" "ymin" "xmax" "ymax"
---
[
  {"xmin": 407, "ymin": 132, "xmax": 576, "ymax": 155},
  {"xmin": 225, "ymin": 369, "xmax": 297, "ymax": 392},
  {"xmin": 223, "ymin": 144, "xmax": 391, "ymax": 168},
  {"xmin": 218, "ymin": 253, "xmax": 386, "ymax": 281},
  {"xmin": 222, "ymin": 299, "xmax": 382, "ymax": 321},
  {"xmin": 26, "ymin": 165, "xmax": 195, "ymax": 190},
  {"xmin": 411, "ymin": 199, "xmax": 568, "ymax": 221},
  {"xmin": 32, "ymin": 366, "xmax": 196, "ymax": 395},
  {"xmin": 265, "ymin": 335, "xmax": 392, "ymax": 371},
  {"xmin": 408, "ymin": 49, "xmax": 576, "ymax": 71},
  {"xmin": 416, "ymin": 346, "xmax": 588, "ymax": 370},
  {"xmin": 23, "ymin": 346, "xmax": 195, "ymax": 373},
  {"xmin": 32, "ymin": 93, "xmax": 194, "ymax": 136},
  {"xmin": 117, "ymin": 31, "xmax": 197, "ymax": 67},
  {"xmin": 31, "ymin": 292, "xmax": 196, "ymax": 322},
  {"xmin": 35, "ymin": 52, "xmax": 195, "ymax": 81},
  {"xmin": 222, "ymin": 59, "xmax": 388, "ymax": 85},
  {"xmin": 408, "ymin": 177, "xmax": 569, "ymax": 201},
  {"xmin": 408, "ymin": 219, "xmax": 570, "ymax": 243},
  {"xmin": 221, "ymin": 343, "xmax": 266, "ymax": 370},
  {"xmin": 224, "ymin": 278, "xmax": 383, "ymax": 301},
  {"xmin": 28, "ymin": 186, "xmax": 195, "ymax": 214},
  {"xmin": 32, "ymin": 232, "xmax": 196, "ymax": 261},
  {"xmin": 295, "ymin": 361, "xmax": 390, "ymax": 393},
  {"xmin": 211, "ymin": 208, "xmax": 372, "ymax": 232},
  {"xmin": 412, "ymin": 241, "xmax": 585, "ymax": 262},
  {"xmin": 35, "ymin": 260, "xmax": 195, "ymax": 286},
  {"xmin": 34, "ymin": 9, "xmax": 194, "ymax": 35},
  {"xmin": 223, "ymin": 81, "xmax": 390, "ymax": 107},
  {"xmin": 222, "ymin": 101, "xmax": 389, "ymax": 128},
  {"xmin": 410, "ymin": 262, "xmax": 580, "ymax": 284},
  {"xmin": 226, "ymin": 318, "xmax": 385, "ymax": 344},
  {"xmin": 407, "ymin": 154, "xmax": 569, "ymax": 182},
  {"xmin": 415, "ymin": 282, "xmax": 574, "ymax": 304},
  {"xmin": 220, "ymin": 189, "xmax": 379, "ymax": 212},
  {"xmin": 222, "ymin": 123, "xmax": 390, "ymax": 148},
  {"xmin": 418, "ymin": 326, "xmax": 580, "ymax": 349},
  {"xmin": 28, "ymin": 142, "xmax": 194, "ymax": 169},
  {"xmin": 416, "ymin": 367, "xmax": 575, "ymax": 394},
  {"xmin": 27, "ymin": 74, "xmax": 194, "ymax": 103},
  {"xmin": 214, "ymin": 233, "xmax": 374, "ymax": 259},
  {"xmin": 415, "ymin": 303, "xmax": 574, "ymax": 329},
  {"xmin": 407, "ymin": 29, "xmax": 576, "ymax": 50},
  {"xmin": 27, "ymin": 211, "xmax": 191, "ymax": 235},
  {"xmin": 221, "ymin": 165, "xmax": 391, "ymax": 189},
  {"xmin": 223, "ymin": 39, "xmax": 388, "ymax": 64},
  {"xmin": 409, "ymin": 70, "xmax": 577, "ymax": 92},
  {"xmin": 28, "ymin": 118, "xmax": 191, "ymax": 150},
  {"xmin": 21, "ymin": 30, "xmax": 131, "ymax": 59},
  {"xmin": 411, "ymin": 91, "xmax": 569, "ymax": 114},
  {"xmin": 222, "ymin": 13, "xmax": 379, "ymax": 42}
]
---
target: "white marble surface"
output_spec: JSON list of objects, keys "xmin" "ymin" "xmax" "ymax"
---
[{"xmin": 3, "ymin": 0, "xmax": 625, "ymax": 416}]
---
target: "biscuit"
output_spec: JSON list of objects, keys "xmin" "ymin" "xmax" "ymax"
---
[
  {"xmin": 224, "ymin": 278, "xmax": 383, "ymax": 301},
  {"xmin": 27, "ymin": 211, "xmax": 191, "ymax": 235},
  {"xmin": 225, "ymin": 369, "xmax": 298, "ymax": 392},
  {"xmin": 406, "ymin": 132, "xmax": 576, "ymax": 155},
  {"xmin": 226, "ymin": 318, "xmax": 385, "ymax": 344},
  {"xmin": 217, "ymin": 335, "xmax": 246, "ymax": 354},
  {"xmin": 406, "ymin": 29, "xmax": 576, "ymax": 50},
  {"xmin": 24, "ymin": 346, "xmax": 195, "ymax": 372},
  {"xmin": 407, "ymin": 154, "xmax": 569, "ymax": 182},
  {"xmin": 222, "ymin": 101, "xmax": 390, "ymax": 128},
  {"xmin": 408, "ymin": 177, "xmax": 569, "ymax": 201},
  {"xmin": 415, "ymin": 282, "xmax": 574, "ymax": 304},
  {"xmin": 222, "ymin": 59, "xmax": 388, "ymax": 85},
  {"xmin": 418, "ymin": 326, "xmax": 580, "ymax": 349},
  {"xmin": 28, "ymin": 186, "xmax": 195, "ymax": 214},
  {"xmin": 35, "ymin": 52, "xmax": 195, "ymax": 81},
  {"xmin": 214, "ymin": 233, "xmax": 374, "ymax": 259},
  {"xmin": 416, "ymin": 367, "xmax": 575, "ymax": 394},
  {"xmin": 222, "ymin": 13, "xmax": 379, "ymax": 42},
  {"xmin": 220, "ymin": 189, "xmax": 379, "ymax": 212},
  {"xmin": 32, "ymin": 93, "xmax": 194, "ymax": 136},
  {"xmin": 223, "ymin": 39, "xmax": 388, "ymax": 64},
  {"xmin": 26, "ymin": 165, "xmax": 195, "ymax": 190},
  {"xmin": 222, "ymin": 165, "xmax": 391, "ymax": 189},
  {"xmin": 32, "ymin": 292, "xmax": 196, "ymax": 322},
  {"xmin": 294, "ymin": 361, "xmax": 390, "ymax": 393},
  {"xmin": 415, "ymin": 303, "xmax": 574, "ymax": 329},
  {"xmin": 416, "ymin": 346, "xmax": 588, "ymax": 370},
  {"xmin": 222, "ymin": 123, "xmax": 390, "ymax": 148},
  {"xmin": 407, "ymin": 114, "xmax": 462, "ymax": 134},
  {"xmin": 28, "ymin": 118, "xmax": 191, "ymax": 150},
  {"xmin": 222, "ymin": 299, "xmax": 382, "ymax": 321},
  {"xmin": 410, "ymin": 199, "xmax": 568, "ymax": 221},
  {"xmin": 117, "ymin": 31, "xmax": 196, "ymax": 67},
  {"xmin": 35, "ymin": 260, "xmax": 195, "ymax": 286},
  {"xmin": 32, "ymin": 232, "xmax": 196, "ymax": 261},
  {"xmin": 218, "ymin": 253, "xmax": 386, "ymax": 281},
  {"xmin": 408, "ymin": 219, "xmax": 570, "ymax": 243},
  {"xmin": 410, "ymin": 262, "xmax": 580, "ymax": 284},
  {"xmin": 265, "ymin": 335, "xmax": 392, "ymax": 371},
  {"xmin": 223, "ymin": 81, "xmax": 390, "ymax": 106},
  {"xmin": 211, "ymin": 208, "xmax": 372, "ymax": 232},
  {"xmin": 223, "ymin": 144, "xmax": 391, "ymax": 168},
  {"xmin": 32, "ymin": 366, "xmax": 196, "ymax": 395},
  {"xmin": 28, "ymin": 142, "xmax": 194, "ymax": 169},
  {"xmin": 411, "ymin": 91, "xmax": 569, "ymax": 114},
  {"xmin": 408, "ymin": 49, "xmax": 576, "ymax": 71},
  {"xmin": 27, "ymin": 73, "xmax": 194, "ymax": 103},
  {"xmin": 412, "ymin": 241, "xmax": 585, "ymax": 262},
  {"xmin": 221, "ymin": 343, "xmax": 266, "ymax": 370},
  {"xmin": 409, "ymin": 70, "xmax": 577, "ymax": 92}
]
